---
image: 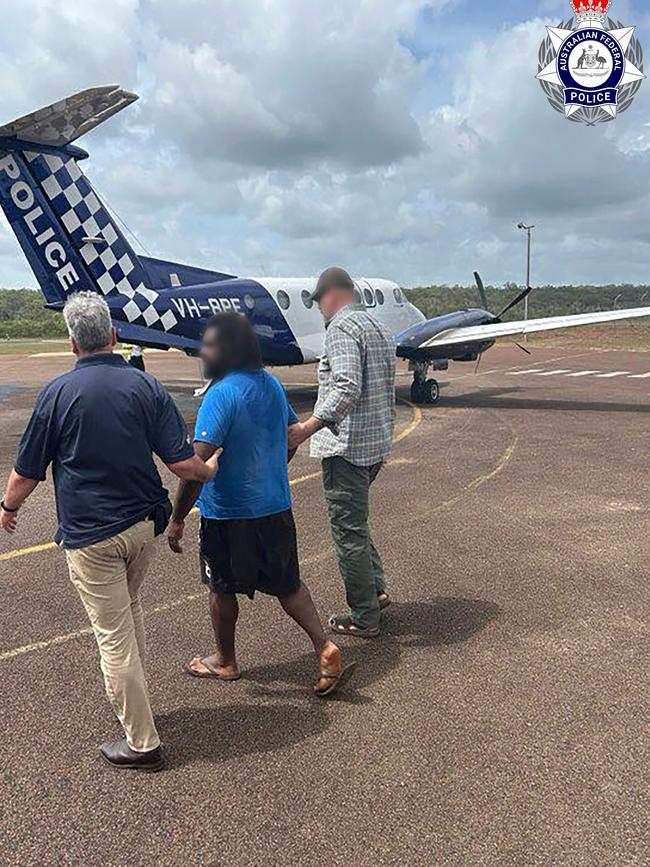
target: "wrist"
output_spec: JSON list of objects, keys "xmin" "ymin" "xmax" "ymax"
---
[
  {"xmin": 1, "ymin": 500, "xmax": 19, "ymax": 513},
  {"xmin": 306, "ymin": 416, "xmax": 326, "ymax": 435}
]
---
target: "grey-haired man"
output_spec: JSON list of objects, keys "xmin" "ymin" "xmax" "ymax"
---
[
  {"xmin": 288, "ymin": 267, "xmax": 396, "ymax": 637},
  {"xmin": 1, "ymin": 292, "xmax": 220, "ymax": 772}
]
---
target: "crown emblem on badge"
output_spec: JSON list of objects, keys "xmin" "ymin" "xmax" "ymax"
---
[{"xmin": 572, "ymin": 0, "xmax": 610, "ymax": 25}]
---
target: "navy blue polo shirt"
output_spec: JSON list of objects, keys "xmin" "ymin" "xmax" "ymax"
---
[{"xmin": 14, "ymin": 353, "xmax": 194, "ymax": 549}]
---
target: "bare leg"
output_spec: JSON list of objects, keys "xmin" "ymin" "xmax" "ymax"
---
[
  {"xmin": 188, "ymin": 591, "xmax": 240, "ymax": 678},
  {"xmin": 278, "ymin": 582, "xmax": 328, "ymax": 654},
  {"xmin": 279, "ymin": 582, "xmax": 347, "ymax": 694}
]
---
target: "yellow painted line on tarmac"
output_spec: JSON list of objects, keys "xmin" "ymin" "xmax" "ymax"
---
[
  {"xmin": 0, "ymin": 540, "xmax": 57, "ymax": 562},
  {"xmin": 428, "ymin": 429, "xmax": 518, "ymax": 518},
  {"xmin": 393, "ymin": 400, "xmax": 422, "ymax": 444},
  {"xmin": 0, "ymin": 592, "xmax": 205, "ymax": 661},
  {"xmin": 0, "ymin": 625, "xmax": 94, "ymax": 660},
  {"xmin": 289, "ymin": 472, "xmax": 321, "ymax": 485}
]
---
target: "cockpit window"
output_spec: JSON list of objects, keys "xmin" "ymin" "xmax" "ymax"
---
[
  {"xmin": 353, "ymin": 288, "xmax": 362, "ymax": 304},
  {"xmin": 393, "ymin": 287, "xmax": 403, "ymax": 304},
  {"xmin": 363, "ymin": 288, "xmax": 373, "ymax": 306},
  {"xmin": 376, "ymin": 288, "xmax": 385, "ymax": 305}
]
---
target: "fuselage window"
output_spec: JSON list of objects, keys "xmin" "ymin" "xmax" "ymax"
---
[
  {"xmin": 277, "ymin": 289, "xmax": 291, "ymax": 310},
  {"xmin": 244, "ymin": 293, "xmax": 256, "ymax": 310},
  {"xmin": 301, "ymin": 290, "xmax": 314, "ymax": 309},
  {"xmin": 363, "ymin": 288, "xmax": 373, "ymax": 306},
  {"xmin": 376, "ymin": 288, "xmax": 385, "ymax": 305}
]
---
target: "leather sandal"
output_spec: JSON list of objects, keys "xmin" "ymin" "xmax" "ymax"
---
[{"xmin": 328, "ymin": 614, "xmax": 380, "ymax": 638}]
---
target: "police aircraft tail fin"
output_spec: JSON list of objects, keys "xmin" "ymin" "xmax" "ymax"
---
[
  {"xmin": 0, "ymin": 86, "xmax": 137, "ymax": 148},
  {"xmin": 0, "ymin": 88, "xmax": 181, "ymax": 336}
]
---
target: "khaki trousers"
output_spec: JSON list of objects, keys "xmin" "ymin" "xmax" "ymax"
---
[{"xmin": 65, "ymin": 520, "xmax": 160, "ymax": 752}]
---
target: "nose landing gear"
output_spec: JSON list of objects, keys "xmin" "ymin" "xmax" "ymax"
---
[
  {"xmin": 409, "ymin": 360, "xmax": 442, "ymax": 405},
  {"xmin": 410, "ymin": 377, "xmax": 440, "ymax": 405}
]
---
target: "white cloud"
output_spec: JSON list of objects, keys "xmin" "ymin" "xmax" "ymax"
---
[
  {"xmin": 0, "ymin": 0, "xmax": 139, "ymax": 116},
  {"xmin": 139, "ymin": 0, "xmax": 428, "ymax": 169},
  {"xmin": 0, "ymin": 1, "xmax": 649, "ymax": 289}
]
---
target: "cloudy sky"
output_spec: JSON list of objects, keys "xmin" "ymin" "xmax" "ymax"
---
[{"xmin": 1, "ymin": 0, "xmax": 650, "ymax": 288}]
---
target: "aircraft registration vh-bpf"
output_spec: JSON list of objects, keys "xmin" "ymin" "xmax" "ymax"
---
[{"xmin": 1, "ymin": 85, "xmax": 650, "ymax": 405}]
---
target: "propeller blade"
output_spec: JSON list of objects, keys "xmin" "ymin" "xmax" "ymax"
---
[
  {"xmin": 473, "ymin": 271, "xmax": 488, "ymax": 309},
  {"xmin": 512, "ymin": 340, "xmax": 532, "ymax": 356},
  {"xmin": 497, "ymin": 285, "xmax": 533, "ymax": 319}
]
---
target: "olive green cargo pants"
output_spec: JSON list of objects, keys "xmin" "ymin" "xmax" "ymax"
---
[{"xmin": 322, "ymin": 456, "xmax": 385, "ymax": 629}]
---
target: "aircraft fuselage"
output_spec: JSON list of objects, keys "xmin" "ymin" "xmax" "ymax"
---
[{"xmin": 106, "ymin": 276, "xmax": 431, "ymax": 367}]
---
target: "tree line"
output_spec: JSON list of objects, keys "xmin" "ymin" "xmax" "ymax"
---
[
  {"xmin": 1, "ymin": 284, "xmax": 650, "ymax": 339},
  {"xmin": 407, "ymin": 283, "xmax": 650, "ymax": 321},
  {"xmin": 0, "ymin": 289, "xmax": 68, "ymax": 339}
]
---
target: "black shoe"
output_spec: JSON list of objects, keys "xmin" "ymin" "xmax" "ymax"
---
[{"xmin": 99, "ymin": 738, "xmax": 164, "ymax": 772}]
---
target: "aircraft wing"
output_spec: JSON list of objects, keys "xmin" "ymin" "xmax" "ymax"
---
[
  {"xmin": 418, "ymin": 306, "xmax": 650, "ymax": 349},
  {"xmin": 0, "ymin": 85, "xmax": 138, "ymax": 147}
]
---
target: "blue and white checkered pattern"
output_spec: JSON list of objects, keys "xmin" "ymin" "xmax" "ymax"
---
[{"xmin": 24, "ymin": 151, "xmax": 178, "ymax": 333}]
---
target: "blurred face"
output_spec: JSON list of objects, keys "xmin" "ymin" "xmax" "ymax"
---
[
  {"xmin": 317, "ymin": 285, "xmax": 354, "ymax": 321},
  {"xmin": 200, "ymin": 326, "xmax": 223, "ymax": 380}
]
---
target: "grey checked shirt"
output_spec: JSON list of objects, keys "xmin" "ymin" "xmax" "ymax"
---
[{"xmin": 310, "ymin": 305, "xmax": 396, "ymax": 466}]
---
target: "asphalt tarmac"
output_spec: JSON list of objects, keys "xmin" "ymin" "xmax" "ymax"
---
[{"xmin": 0, "ymin": 344, "xmax": 648, "ymax": 867}]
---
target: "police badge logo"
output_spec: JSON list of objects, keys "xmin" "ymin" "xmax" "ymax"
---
[{"xmin": 537, "ymin": 0, "xmax": 645, "ymax": 124}]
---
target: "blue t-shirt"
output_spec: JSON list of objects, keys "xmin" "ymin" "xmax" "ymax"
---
[
  {"xmin": 195, "ymin": 370, "xmax": 298, "ymax": 520},
  {"xmin": 15, "ymin": 354, "xmax": 193, "ymax": 548}
]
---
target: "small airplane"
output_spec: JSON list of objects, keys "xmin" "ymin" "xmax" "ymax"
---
[{"xmin": 1, "ymin": 85, "xmax": 650, "ymax": 405}]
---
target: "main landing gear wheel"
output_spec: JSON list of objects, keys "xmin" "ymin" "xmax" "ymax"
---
[{"xmin": 411, "ymin": 378, "xmax": 440, "ymax": 405}]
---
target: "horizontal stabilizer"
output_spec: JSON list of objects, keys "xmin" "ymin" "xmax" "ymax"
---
[
  {"xmin": 419, "ymin": 307, "xmax": 650, "ymax": 349},
  {"xmin": 0, "ymin": 86, "xmax": 138, "ymax": 147},
  {"xmin": 139, "ymin": 256, "xmax": 237, "ymax": 291},
  {"xmin": 112, "ymin": 319, "xmax": 200, "ymax": 354}
]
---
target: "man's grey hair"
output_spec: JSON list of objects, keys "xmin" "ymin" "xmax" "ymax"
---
[{"xmin": 63, "ymin": 292, "xmax": 113, "ymax": 352}]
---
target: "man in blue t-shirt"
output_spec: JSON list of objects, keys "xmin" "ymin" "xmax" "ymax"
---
[{"xmin": 168, "ymin": 312, "xmax": 355, "ymax": 697}]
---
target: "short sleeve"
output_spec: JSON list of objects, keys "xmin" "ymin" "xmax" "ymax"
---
[
  {"xmin": 151, "ymin": 386, "xmax": 194, "ymax": 464},
  {"xmin": 14, "ymin": 385, "xmax": 57, "ymax": 481},
  {"xmin": 195, "ymin": 384, "xmax": 235, "ymax": 446},
  {"xmin": 272, "ymin": 375, "xmax": 298, "ymax": 425}
]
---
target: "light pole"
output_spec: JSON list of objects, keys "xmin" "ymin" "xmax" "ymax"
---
[{"xmin": 517, "ymin": 222, "xmax": 535, "ymax": 326}]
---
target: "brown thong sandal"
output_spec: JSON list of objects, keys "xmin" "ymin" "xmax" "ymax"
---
[
  {"xmin": 314, "ymin": 661, "xmax": 358, "ymax": 698},
  {"xmin": 183, "ymin": 656, "xmax": 241, "ymax": 681}
]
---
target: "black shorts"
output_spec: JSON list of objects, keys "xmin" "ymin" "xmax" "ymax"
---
[{"xmin": 199, "ymin": 510, "xmax": 300, "ymax": 599}]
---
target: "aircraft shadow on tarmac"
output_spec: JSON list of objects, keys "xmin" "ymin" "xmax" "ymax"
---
[
  {"xmin": 439, "ymin": 386, "xmax": 650, "ymax": 414},
  {"xmin": 158, "ymin": 597, "xmax": 499, "ymax": 769}
]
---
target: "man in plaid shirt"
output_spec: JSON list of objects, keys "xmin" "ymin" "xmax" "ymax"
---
[{"xmin": 288, "ymin": 267, "xmax": 396, "ymax": 637}]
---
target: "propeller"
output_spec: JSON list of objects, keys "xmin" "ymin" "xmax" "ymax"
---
[
  {"xmin": 473, "ymin": 271, "xmax": 488, "ymax": 309},
  {"xmin": 473, "ymin": 271, "xmax": 534, "ymax": 321},
  {"xmin": 496, "ymin": 284, "xmax": 534, "ymax": 320}
]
